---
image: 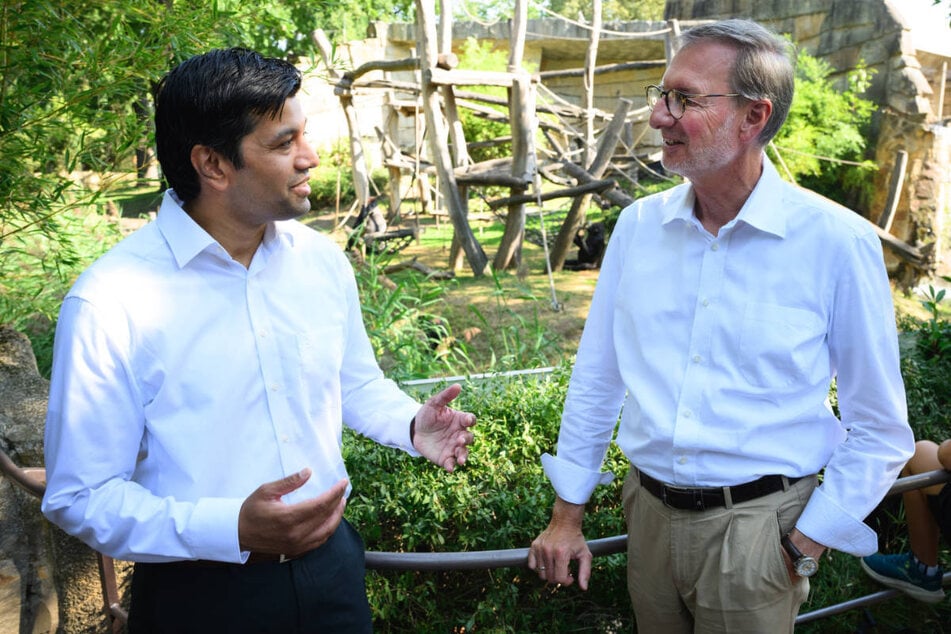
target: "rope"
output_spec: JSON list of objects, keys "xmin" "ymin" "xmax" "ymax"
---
[
  {"xmin": 532, "ymin": 170, "xmax": 563, "ymax": 312},
  {"xmin": 528, "ymin": 0, "xmax": 671, "ymax": 38},
  {"xmin": 770, "ymin": 144, "xmax": 876, "ymax": 167}
]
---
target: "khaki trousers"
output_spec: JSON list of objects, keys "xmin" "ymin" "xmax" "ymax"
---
[{"xmin": 622, "ymin": 468, "xmax": 817, "ymax": 634}]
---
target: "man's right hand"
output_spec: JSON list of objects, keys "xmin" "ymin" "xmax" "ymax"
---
[
  {"xmin": 527, "ymin": 497, "xmax": 592, "ymax": 590},
  {"xmin": 237, "ymin": 469, "xmax": 347, "ymax": 557}
]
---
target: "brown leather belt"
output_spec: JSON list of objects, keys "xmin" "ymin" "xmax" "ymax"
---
[{"xmin": 638, "ymin": 469, "xmax": 802, "ymax": 511}]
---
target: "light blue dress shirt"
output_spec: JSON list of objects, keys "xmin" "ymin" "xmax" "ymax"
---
[
  {"xmin": 543, "ymin": 157, "xmax": 914, "ymax": 556},
  {"xmin": 42, "ymin": 190, "xmax": 421, "ymax": 563}
]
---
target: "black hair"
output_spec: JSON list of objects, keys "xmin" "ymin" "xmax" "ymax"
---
[{"xmin": 154, "ymin": 48, "xmax": 302, "ymax": 203}]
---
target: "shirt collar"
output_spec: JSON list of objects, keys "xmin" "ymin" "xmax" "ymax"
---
[
  {"xmin": 661, "ymin": 155, "xmax": 787, "ymax": 239},
  {"xmin": 156, "ymin": 190, "xmax": 297, "ymax": 268},
  {"xmin": 733, "ymin": 155, "xmax": 787, "ymax": 239}
]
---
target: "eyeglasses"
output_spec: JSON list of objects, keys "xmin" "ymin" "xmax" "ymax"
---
[{"xmin": 645, "ymin": 85, "xmax": 742, "ymax": 120}]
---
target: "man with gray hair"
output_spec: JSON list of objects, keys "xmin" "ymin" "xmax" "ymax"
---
[{"xmin": 529, "ymin": 19, "xmax": 913, "ymax": 632}]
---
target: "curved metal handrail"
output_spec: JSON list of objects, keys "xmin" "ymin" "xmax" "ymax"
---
[
  {"xmin": 0, "ymin": 446, "xmax": 45, "ymax": 497},
  {"xmin": 0, "ymin": 446, "xmax": 127, "ymax": 631},
  {"xmin": 3, "ymin": 442, "xmax": 950, "ymax": 628},
  {"xmin": 366, "ymin": 469, "xmax": 951, "ymax": 570}
]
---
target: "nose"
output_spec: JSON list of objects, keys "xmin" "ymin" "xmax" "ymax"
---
[
  {"xmin": 648, "ymin": 98, "xmax": 674, "ymax": 130},
  {"xmin": 299, "ymin": 134, "xmax": 320, "ymax": 170}
]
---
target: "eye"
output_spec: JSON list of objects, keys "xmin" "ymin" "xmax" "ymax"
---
[{"xmin": 672, "ymin": 90, "xmax": 692, "ymax": 108}]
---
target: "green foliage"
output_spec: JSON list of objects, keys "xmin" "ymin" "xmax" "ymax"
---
[
  {"xmin": 0, "ymin": 0, "xmax": 348, "ymax": 361},
  {"xmin": 456, "ymin": 37, "xmax": 512, "ymax": 164},
  {"xmin": 898, "ymin": 276, "xmax": 951, "ymax": 442},
  {"xmin": 308, "ymin": 141, "xmax": 389, "ymax": 210},
  {"xmin": 770, "ymin": 50, "xmax": 878, "ymax": 211},
  {"xmin": 353, "ymin": 250, "xmax": 473, "ymax": 382},
  {"xmin": 0, "ymin": 206, "xmax": 122, "ymax": 376},
  {"xmin": 0, "ymin": 0, "xmax": 427, "ymax": 370},
  {"xmin": 344, "ymin": 364, "xmax": 633, "ymax": 632},
  {"xmin": 467, "ymin": 268, "xmax": 562, "ymax": 372}
]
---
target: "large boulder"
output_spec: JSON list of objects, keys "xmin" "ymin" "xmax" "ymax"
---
[{"xmin": 0, "ymin": 326, "xmax": 128, "ymax": 633}]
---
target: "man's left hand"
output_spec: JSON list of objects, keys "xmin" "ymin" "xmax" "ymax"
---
[
  {"xmin": 412, "ymin": 383, "xmax": 476, "ymax": 472},
  {"xmin": 783, "ymin": 528, "xmax": 826, "ymax": 581}
]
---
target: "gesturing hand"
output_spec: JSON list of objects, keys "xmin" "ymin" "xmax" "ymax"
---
[
  {"xmin": 412, "ymin": 383, "xmax": 476, "ymax": 472},
  {"xmin": 238, "ymin": 469, "xmax": 347, "ymax": 557}
]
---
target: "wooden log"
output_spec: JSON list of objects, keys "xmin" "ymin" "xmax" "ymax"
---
[
  {"xmin": 429, "ymin": 67, "xmax": 527, "ymax": 88},
  {"xmin": 383, "ymin": 257, "xmax": 455, "ymax": 280},
  {"xmin": 559, "ymin": 160, "xmax": 634, "ymax": 208},
  {"xmin": 582, "ymin": 0, "xmax": 602, "ymax": 168},
  {"xmin": 340, "ymin": 94, "xmax": 371, "ymax": 210},
  {"xmin": 550, "ymin": 98, "xmax": 633, "ymax": 271},
  {"xmin": 311, "ymin": 29, "xmax": 341, "ymax": 80},
  {"xmin": 335, "ymin": 57, "xmax": 421, "ymax": 94},
  {"xmin": 487, "ymin": 179, "xmax": 616, "ymax": 210},
  {"xmin": 878, "ymin": 150, "xmax": 907, "ymax": 232},
  {"xmin": 415, "ymin": 0, "xmax": 488, "ymax": 275},
  {"xmin": 872, "ymin": 224, "xmax": 932, "ymax": 268},
  {"xmin": 538, "ymin": 60, "xmax": 667, "ymax": 80},
  {"xmin": 495, "ymin": 70, "xmax": 533, "ymax": 271}
]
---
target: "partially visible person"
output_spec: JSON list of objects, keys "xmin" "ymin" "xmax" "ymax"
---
[
  {"xmin": 528, "ymin": 18, "xmax": 914, "ymax": 633},
  {"xmin": 861, "ymin": 438, "xmax": 951, "ymax": 603},
  {"xmin": 41, "ymin": 47, "xmax": 476, "ymax": 633}
]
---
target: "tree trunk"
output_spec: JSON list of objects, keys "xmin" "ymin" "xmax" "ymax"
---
[
  {"xmin": 416, "ymin": 0, "xmax": 487, "ymax": 275},
  {"xmin": 550, "ymin": 98, "xmax": 632, "ymax": 271}
]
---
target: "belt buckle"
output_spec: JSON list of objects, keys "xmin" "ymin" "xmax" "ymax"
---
[{"xmin": 279, "ymin": 554, "xmax": 289, "ymax": 563}]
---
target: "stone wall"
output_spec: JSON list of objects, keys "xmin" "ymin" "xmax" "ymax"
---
[{"xmin": 0, "ymin": 327, "xmax": 128, "ymax": 633}]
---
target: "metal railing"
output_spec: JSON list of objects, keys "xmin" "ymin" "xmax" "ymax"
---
[{"xmin": 2, "ymin": 443, "xmax": 949, "ymax": 629}]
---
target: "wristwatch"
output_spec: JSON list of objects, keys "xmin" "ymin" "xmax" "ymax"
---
[{"xmin": 781, "ymin": 533, "xmax": 819, "ymax": 577}]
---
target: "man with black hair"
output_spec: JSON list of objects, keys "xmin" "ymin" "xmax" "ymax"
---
[{"xmin": 42, "ymin": 48, "xmax": 476, "ymax": 633}]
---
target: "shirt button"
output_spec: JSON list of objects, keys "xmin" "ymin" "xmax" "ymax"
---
[
  {"xmin": 701, "ymin": 298, "xmax": 710, "ymax": 307},
  {"xmin": 678, "ymin": 456, "xmax": 688, "ymax": 465},
  {"xmin": 692, "ymin": 355, "xmax": 702, "ymax": 364},
  {"xmin": 682, "ymin": 409, "xmax": 692, "ymax": 418},
  {"xmin": 258, "ymin": 329, "xmax": 268, "ymax": 338},
  {"xmin": 270, "ymin": 383, "xmax": 280, "ymax": 392},
  {"xmin": 711, "ymin": 243, "xmax": 719, "ymax": 251}
]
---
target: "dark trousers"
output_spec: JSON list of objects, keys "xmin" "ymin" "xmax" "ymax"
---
[{"xmin": 128, "ymin": 519, "xmax": 372, "ymax": 633}]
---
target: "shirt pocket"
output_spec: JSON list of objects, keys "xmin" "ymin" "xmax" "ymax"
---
[
  {"xmin": 738, "ymin": 302, "xmax": 827, "ymax": 389},
  {"xmin": 296, "ymin": 324, "xmax": 345, "ymax": 376}
]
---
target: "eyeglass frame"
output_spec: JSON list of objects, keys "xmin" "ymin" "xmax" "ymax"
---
[{"xmin": 645, "ymin": 84, "xmax": 743, "ymax": 120}]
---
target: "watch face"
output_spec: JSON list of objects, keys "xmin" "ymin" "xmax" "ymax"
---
[{"xmin": 795, "ymin": 556, "xmax": 819, "ymax": 577}]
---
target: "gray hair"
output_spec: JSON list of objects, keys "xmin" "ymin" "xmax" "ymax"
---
[{"xmin": 679, "ymin": 19, "xmax": 795, "ymax": 145}]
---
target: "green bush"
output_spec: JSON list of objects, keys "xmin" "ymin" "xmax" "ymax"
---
[
  {"xmin": 308, "ymin": 141, "xmax": 389, "ymax": 211},
  {"xmin": 0, "ymin": 205, "xmax": 123, "ymax": 376},
  {"xmin": 898, "ymin": 278, "xmax": 951, "ymax": 443},
  {"xmin": 352, "ymin": 250, "xmax": 474, "ymax": 382},
  {"xmin": 770, "ymin": 50, "xmax": 878, "ymax": 212},
  {"xmin": 344, "ymin": 363, "xmax": 633, "ymax": 633}
]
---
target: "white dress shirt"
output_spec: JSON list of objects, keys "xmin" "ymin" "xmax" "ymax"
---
[
  {"xmin": 543, "ymin": 157, "xmax": 914, "ymax": 556},
  {"xmin": 42, "ymin": 190, "xmax": 422, "ymax": 563}
]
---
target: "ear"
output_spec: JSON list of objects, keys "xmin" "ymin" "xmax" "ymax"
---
[
  {"xmin": 740, "ymin": 99, "xmax": 773, "ymax": 143},
  {"xmin": 190, "ymin": 145, "xmax": 231, "ymax": 193}
]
